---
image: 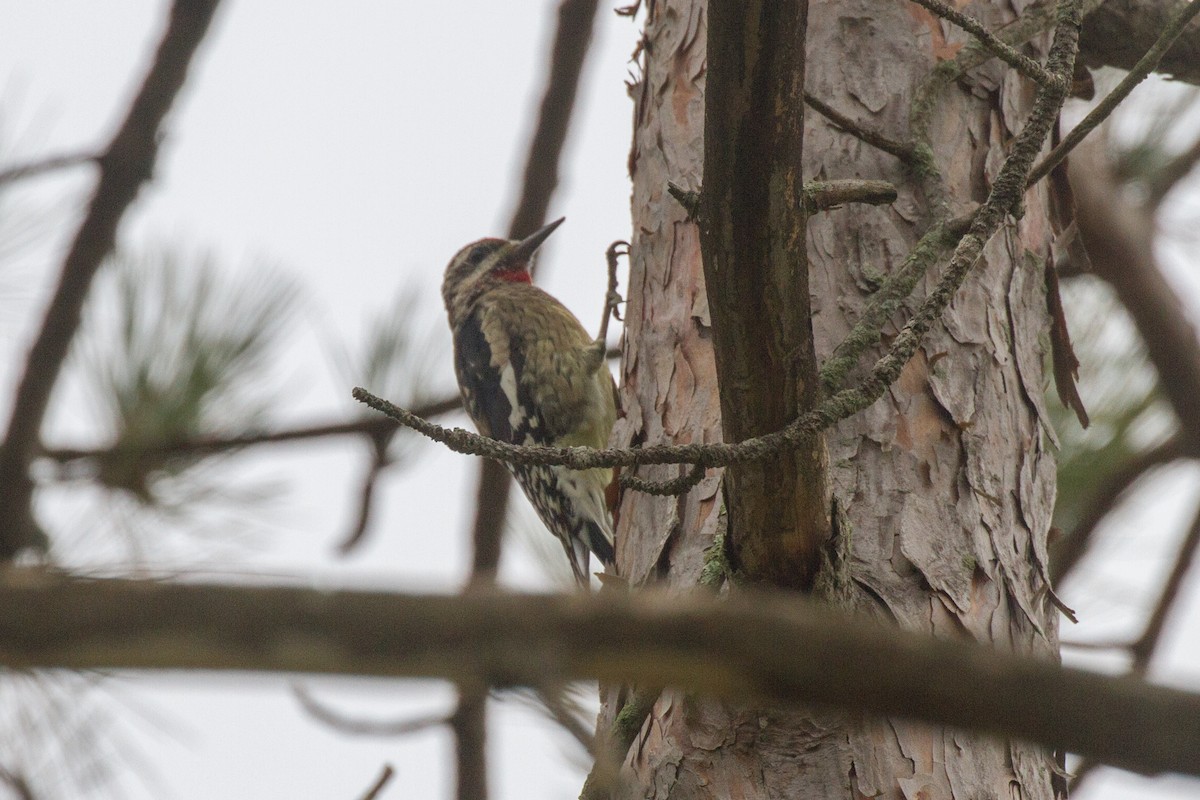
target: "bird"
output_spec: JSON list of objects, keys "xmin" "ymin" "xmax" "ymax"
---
[{"xmin": 441, "ymin": 218, "xmax": 618, "ymax": 585}]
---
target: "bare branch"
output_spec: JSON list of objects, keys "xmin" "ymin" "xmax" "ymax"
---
[
  {"xmin": 507, "ymin": 0, "xmax": 602, "ymax": 240},
  {"xmin": 4, "ymin": 573, "xmax": 1200, "ymax": 777},
  {"xmin": 454, "ymin": 3, "xmax": 604, "ymax": 781},
  {"xmin": 1079, "ymin": 0, "xmax": 1200, "ymax": 85},
  {"xmin": 40, "ymin": 395, "xmax": 463, "ymax": 467},
  {"xmin": 1146, "ymin": 132, "xmax": 1200, "ymax": 207},
  {"xmin": 665, "ymin": 181, "xmax": 701, "ymax": 219},
  {"xmin": 294, "ymin": 685, "xmax": 450, "ymax": 737},
  {"xmin": 803, "ymin": 92, "xmax": 916, "ymax": 161},
  {"xmin": 0, "ymin": 0, "xmax": 224, "ymax": 556},
  {"xmin": 1131, "ymin": 498, "xmax": 1200, "ymax": 668},
  {"xmin": 0, "ymin": 152, "xmax": 99, "ymax": 187},
  {"xmin": 1062, "ymin": 483, "xmax": 1200, "ymax": 793},
  {"xmin": 1072, "ymin": 140, "xmax": 1200, "ymax": 450},
  {"xmin": 801, "ymin": 179, "xmax": 898, "ymax": 213},
  {"xmin": 1052, "ymin": 436, "xmax": 1186, "ymax": 583},
  {"xmin": 337, "ymin": 435, "xmax": 393, "ymax": 554},
  {"xmin": 452, "ymin": 688, "xmax": 488, "ymax": 800},
  {"xmin": 1028, "ymin": 0, "xmax": 1200, "ymax": 187},
  {"xmin": 702, "ymin": 0, "xmax": 829, "ymax": 587},
  {"xmin": 355, "ymin": 764, "xmax": 394, "ymax": 800}
]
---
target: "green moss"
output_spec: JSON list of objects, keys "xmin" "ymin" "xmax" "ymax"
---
[
  {"xmin": 699, "ymin": 507, "xmax": 731, "ymax": 589},
  {"xmin": 813, "ymin": 497, "xmax": 855, "ymax": 607}
]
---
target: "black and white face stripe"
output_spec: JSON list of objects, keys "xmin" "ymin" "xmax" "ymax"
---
[
  {"xmin": 464, "ymin": 240, "xmax": 504, "ymax": 267},
  {"xmin": 449, "ymin": 238, "xmax": 506, "ymax": 283},
  {"xmin": 442, "ymin": 238, "xmax": 509, "ymax": 324}
]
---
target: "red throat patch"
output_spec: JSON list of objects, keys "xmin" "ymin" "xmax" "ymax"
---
[{"xmin": 493, "ymin": 268, "xmax": 532, "ymax": 284}]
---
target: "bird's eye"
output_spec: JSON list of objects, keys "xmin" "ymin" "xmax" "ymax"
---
[{"xmin": 463, "ymin": 241, "xmax": 504, "ymax": 268}]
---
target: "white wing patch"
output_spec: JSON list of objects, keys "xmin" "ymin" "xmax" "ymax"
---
[{"xmin": 499, "ymin": 362, "xmax": 525, "ymax": 440}]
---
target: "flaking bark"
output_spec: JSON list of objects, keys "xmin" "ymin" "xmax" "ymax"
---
[{"xmin": 607, "ymin": 0, "xmax": 1063, "ymax": 797}]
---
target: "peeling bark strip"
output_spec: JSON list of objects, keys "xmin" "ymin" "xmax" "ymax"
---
[{"xmin": 701, "ymin": 0, "xmax": 830, "ymax": 588}]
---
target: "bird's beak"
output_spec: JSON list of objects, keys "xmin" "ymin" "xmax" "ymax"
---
[{"xmin": 511, "ymin": 217, "xmax": 565, "ymax": 262}]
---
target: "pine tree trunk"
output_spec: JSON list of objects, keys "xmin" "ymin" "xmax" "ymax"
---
[{"xmin": 608, "ymin": 0, "xmax": 1061, "ymax": 797}]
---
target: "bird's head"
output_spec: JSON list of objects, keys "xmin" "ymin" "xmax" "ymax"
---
[{"xmin": 441, "ymin": 217, "xmax": 564, "ymax": 322}]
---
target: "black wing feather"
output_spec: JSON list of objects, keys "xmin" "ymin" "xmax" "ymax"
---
[{"xmin": 454, "ymin": 310, "xmax": 514, "ymax": 442}]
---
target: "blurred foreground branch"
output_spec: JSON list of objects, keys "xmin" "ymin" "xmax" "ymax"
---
[{"xmin": 2, "ymin": 571, "xmax": 1199, "ymax": 778}]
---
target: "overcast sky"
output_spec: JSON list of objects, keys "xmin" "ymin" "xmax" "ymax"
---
[{"xmin": 1, "ymin": 2, "xmax": 1198, "ymax": 799}]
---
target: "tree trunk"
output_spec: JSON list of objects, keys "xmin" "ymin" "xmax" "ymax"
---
[{"xmin": 608, "ymin": 0, "xmax": 1061, "ymax": 797}]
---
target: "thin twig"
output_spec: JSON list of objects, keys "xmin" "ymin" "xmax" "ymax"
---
[
  {"xmin": 1147, "ymin": 133, "xmax": 1200, "ymax": 208},
  {"xmin": 0, "ymin": 151, "xmax": 99, "ymax": 187},
  {"xmin": 802, "ymin": 92, "xmax": 915, "ymax": 161},
  {"xmin": 1066, "ymin": 498, "xmax": 1200, "ymax": 795},
  {"xmin": 1051, "ymin": 436, "xmax": 1186, "ymax": 584},
  {"xmin": 0, "ymin": 0, "xmax": 224, "ymax": 557},
  {"xmin": 356, "ymin": 764, "xmax": 395, "ymax": 800},
  {"xmin": 337, "ymin": 433, "xmax": 394, "ymax": 554},
  {"xmin": 40, "ymin": 395, "xmax": 463, "ymax": 466},
  {"xmin": 665, "ymin": 181, "xmax": 702, "ymax": 219},
  {"xmin": 908, "ymin": 0, "xmax": 1057, "ymax": 85},
  {"xmin": 1131, "ymin": 498, "xmax": 1200, "ymax": 668},
  {"xmin": 619, "ymin": 463, "xmax": 706, "ymax": 495},
  {"xmin": 294, "ymin": 685, "xmax": 451, "ymax": 737},
  {"xmin": 527, "ymin": 687, "xmax": 597, "ymax": 758},
  {"xmin": 1027, "ymin": 0, "xmax": 1200, "ymax": 187}
]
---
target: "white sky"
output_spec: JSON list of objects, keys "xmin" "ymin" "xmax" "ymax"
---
[{"xmin": 0, "ymin": 2, "xmax": 1197, "ymax": 799}]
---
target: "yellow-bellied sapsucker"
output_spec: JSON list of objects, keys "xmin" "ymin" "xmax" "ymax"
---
[{"xmin": 442, "ymin": 218, "xmax": 617, "ymax": 585}]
